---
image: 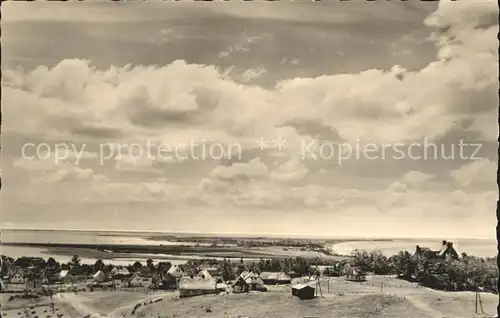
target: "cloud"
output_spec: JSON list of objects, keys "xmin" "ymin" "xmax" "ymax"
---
[
  {"xmin": 450, "ymin": 159, "xmax": 497, "ymax": 188},
  {"xmin": 5, "ymin": 2, "xmax": 496, "ymax": 147},
  {"xmin": 209, "ymin": 158, "xmax": 268, "ymax": 183},
  {"xmin": 269, "ymin": 157, "xmax": 308, "ymax": 182},
  {"xmin": 241, "ymin": 66, "xmax": 267, "ymax": 83},
  {"xmin": 402, "ymin": 170, "xmax": 435, "ymax": 185},
  {"xmin": 13, "ymin": 153, "xmax": 107, "ymax": 184},
  {"xmin": 218, "ymin": 32, "xmax": 267, "ymax": 59},
  {"xmin": 3, "ymin": 0, "xmax": 497, "ymax": 224},
  {"xmin": 113, "ymin": 153, "xmax": 157, "ymax": 172}
]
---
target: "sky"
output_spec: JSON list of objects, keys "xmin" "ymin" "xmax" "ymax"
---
[{"xmin": 1, "ymin": 0, "xmax": 498, "ymax": 239}]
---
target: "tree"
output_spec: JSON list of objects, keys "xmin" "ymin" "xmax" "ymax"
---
[
  {"xmin": 220, "ymin": 259, "xmax": 234, "ymax": 281},
  {"xmin": 94, "ymin": 259, "xmax": 104, "ymax": 272},
  {"xmin": 147, "ymin": 258, "xmax": 155, "ymax": 271},
  {"xmin": 47, "ymin": 257, "xmax": 58, "ymax": 268},
  {"xmin": 133, "ymin": 261, "xmax": 142, "ymax": 270},
  {"xmin": 70, "ymin": 255, "xmax": 81, "ymax": 267}
]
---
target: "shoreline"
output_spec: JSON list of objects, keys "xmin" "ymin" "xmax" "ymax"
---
[{"xmin": 1, "ymin": 242, "xmax": 351, "ymax": 262}]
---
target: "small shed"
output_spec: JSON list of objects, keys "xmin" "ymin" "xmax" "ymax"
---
[{"xmin": 292, "ymin": 283, "xmax": 316, "ymax": 300}]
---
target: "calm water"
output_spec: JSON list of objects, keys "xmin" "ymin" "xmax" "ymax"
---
[
  {"xmin": 0, "ymin": 229, "xmax": 251, "ymax": 265},
  {"xmin": 329, "ymin": 239, "xmax": 497, "ymax": 258},
  {"xmin": 1, "ymin": 230, "xmax": 497, "ymax": 265}
]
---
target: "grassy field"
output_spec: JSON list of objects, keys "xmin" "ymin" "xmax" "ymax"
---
[{"xmin": 2, "ymin": 276, "xmax": 497, "ymax": 318}]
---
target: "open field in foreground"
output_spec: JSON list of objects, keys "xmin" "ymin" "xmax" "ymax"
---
[{"xmin": 2, "ymin": 277, "xmax": 497, "ymax": 318}]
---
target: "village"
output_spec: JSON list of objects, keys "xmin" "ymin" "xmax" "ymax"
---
[{"xmin": 1, "ymin": 240, "xmax": 498, "ymax": 317}]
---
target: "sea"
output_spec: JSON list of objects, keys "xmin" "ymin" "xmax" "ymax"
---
[{"xmin": 0, "ymin": 229, "xmax": 497, "ymax": 266}]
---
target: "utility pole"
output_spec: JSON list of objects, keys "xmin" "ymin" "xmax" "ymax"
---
[
  {"xmin": 475, "ymin": 285, "xmax": 478, "ymax": 314},
  {"xmin": 380, "ymin": 282, "xmax": 383, "ymax": 294}
]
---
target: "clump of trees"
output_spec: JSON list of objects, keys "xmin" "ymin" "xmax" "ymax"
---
[
  {"xmin": 350, "ymin": 249, "xmax": 498, "ymax": 293},
  {"xmin": 2, "ymin": 248, "xmax": 497, "ymax": 294}
]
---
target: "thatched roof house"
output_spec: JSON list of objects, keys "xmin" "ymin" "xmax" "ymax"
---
[
  {"xmin": 414, "ymin": 240, "xmax": 459, "ymax": 260},
  {"xmin": 232, "ymin": 276, "xmax": 249, "ymax": 293},
  {"xmin": 178, "ymin": 276, "xmax": 217, "ymax": 298},
  {"xmin": 167, "ymin": 265, "xmax": 185, "ymax": 279},
  {"xmin": 343, "ymin": 264, "xmax": 366, "ymax": 282},
  {"xmin": 259, "ymin": 272, "xmax": 291, "ymax": 285},
  {"xmin": 111, "ymin": 267, "xmax": 130, "ymax": 277}
]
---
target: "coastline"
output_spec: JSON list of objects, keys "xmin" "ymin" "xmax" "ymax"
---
[{"xmin": 1, "ymin": 242, "xmax": 350, "ymax": 263}]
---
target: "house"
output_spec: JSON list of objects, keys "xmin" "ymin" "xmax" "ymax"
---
[
  {"xmin": 344, "ymin": 265, "xmax": 366, "ymax": 282},
  {"xmin": 178, "ymin": 276, "xmax": 217, "ymax": 298},
  {"xmin": 292, "ymin": 284, "xmax": 316, "ymax": 300},
  {"xmin": 8, "ymin": 266, "xmax": 24, "ymax": 278},
  {"xmin": 437, "ymin": 241, "xmax": 459, "ymax": 259},
  {"xmin": 58, "ymin": 267, "xmax": 86, "ymax": 282},
  {"xmin": 231, "ymin": 276, "xmax": 249, "ymax": 293},
  {"xmin": 414, "ymin": 241, "xmax": 459, "ymax": 260},
  {"xmin": 260, "ymin": 272, "xmax": 292, "ymax": 285},
  {"xmin": 167, "ymin": 265, "xmax": 184, "ymax": 279},
  {"xmin": 138, "ymin": 267, "xmax": 153, "ymax": 277},
  {"xmin": 242, "ymin": 271, "xmax": 266, "ymax": 291},
  {"xmin": 197, "ymin": 269, "xmax": 214, "ymax": 280},
  {"xmin": 9, "ymin": 272, "xmax": 26, "ymax": 284},
  {"xmin": 58, "ymin": 269, "xmax": 70, "ymax": 281},
  {"xmin": 159, "ymin": 275, "xmax": 178, "ymax": 290},
  {"xmin": 414, "ymin": 245, "xmax": 438, "ymax": 259},
  {"xmin": 110, "ymin": 267, "xmax": 130, "ymax": 278},
  {"xmin": 93, "ymin": 270, "xmax": 106, "ymax": 283},
  {"xmin": 128, "ymin": 273, "xmax": 152, "ymax": 287},
  {"xmin": 196, "ymin": 265, "xmax": 219, "ymax": 277}
]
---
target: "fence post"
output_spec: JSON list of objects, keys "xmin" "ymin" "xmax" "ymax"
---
[{"xmin": 380, "ymin": 282, "xmax": 383, "ymax": 294}]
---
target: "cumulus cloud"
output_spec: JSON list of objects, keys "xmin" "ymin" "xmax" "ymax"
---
[
  {"xmin": 209, "ymin": 158, "xmax": 268, "ymax": 182},
  {"xmin": 402, "ymin": 170, "xmax": 435, "ymax": 185},
  {"xmin": 241, "ymin": 66, "xmax": 267, "ymax": 83},
  {"xmin": 13, "ymin": 153, "xmax": 107, "ymax": 184},
  {"xmin": 4, "ymin": 0, "xmax": 497, "ymax": 217},
  {"xmin": 450, "ymin": 158, "xmax": 497, "ymax": 188},
  {"xmin": 5, "ymin": 1, "xmax": 496, "ymax": 146}
]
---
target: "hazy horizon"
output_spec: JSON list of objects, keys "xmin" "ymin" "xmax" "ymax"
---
[{"xmin": 0, "ymin": 227, "xmax": 495, "ymax": 242}]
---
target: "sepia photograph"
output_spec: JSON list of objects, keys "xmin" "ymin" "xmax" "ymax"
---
[{"xmin": 1, "ymin": 0, "xmax": 498, "ymax": 317}]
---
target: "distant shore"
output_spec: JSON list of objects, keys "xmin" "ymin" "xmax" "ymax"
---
[{"xmin": 1, "ymin": 242, "xmax": 351, "ymax": 261}]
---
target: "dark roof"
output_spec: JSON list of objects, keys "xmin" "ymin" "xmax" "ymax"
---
[
  {"xmin": 232, "ymin": 276, "xmax": 249, "ymax": 287},
  {"xmin": 292, "ymin": 283, "xmax": 315, "ymax": 290}
]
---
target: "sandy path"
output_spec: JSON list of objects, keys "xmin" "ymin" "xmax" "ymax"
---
[
  {"xmin": 405, "ymin": 295, "xmax": 444, "ymax": 317},
  {"xmin": 55, "ymin": 293, "xmax": 107, "ymax": 317},
  {"xmin": 54, "ymin": 292, "xmax": 168, "ymax": 318}
]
